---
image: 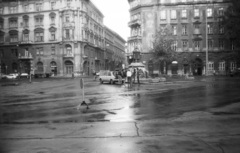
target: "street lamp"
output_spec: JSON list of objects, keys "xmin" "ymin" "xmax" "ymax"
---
[{"xmin": 132, "ymin": 47, "xmax": 140, "ymax": 63}]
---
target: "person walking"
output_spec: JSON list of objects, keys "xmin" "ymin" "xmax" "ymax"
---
[
  {"xmin": 132, "ymin": 68, "xmax": 136, "ymax": 84},
  {"xmin": 137, "ymin": 68, "xmax": 140, "ymax": 84},
  {"xmin": 126, "ymin": 69, "xmax": 132, "ymax": 87}
]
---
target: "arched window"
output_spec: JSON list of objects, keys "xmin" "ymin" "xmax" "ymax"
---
[
  {"xmin": 36, "ymin": 62, "xmax": 43, "ymax": 73},
  {"xmin": 66, "ymin": 44, "xmax": 72, "ymax": 55}
]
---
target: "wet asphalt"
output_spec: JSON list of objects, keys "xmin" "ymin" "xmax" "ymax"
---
[{"xmin": 0, "ymin": 76, "xmax": 240, "ymax": 153}]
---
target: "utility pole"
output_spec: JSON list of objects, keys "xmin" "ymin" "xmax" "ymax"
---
[{"xmin": 205, "ymin": 1, "xmax": 210, "ymax": 76}]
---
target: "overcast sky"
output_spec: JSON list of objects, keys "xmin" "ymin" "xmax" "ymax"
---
[{"xmin": 91, "ymin": 0, "xmax": 130, "ymax": 41}]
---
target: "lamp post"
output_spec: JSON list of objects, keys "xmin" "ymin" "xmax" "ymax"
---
[{"xmin": 206, "ymin": 7, "xmax": 209, "ymax": 76}]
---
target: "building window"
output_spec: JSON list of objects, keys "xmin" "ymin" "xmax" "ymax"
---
[
  {"xmin": 51, "ymin": 47, "xmax": 55, "ymax": 55},
  {"xmin": 194, "ymin": 24, "xmax": 200, "ymax": 34},
  {"xmin": 194, "ymin": 9, "xmax": 200, "ymax": 18},
  {"xmin": 182, "ymin": 24, "xmax": 187, "ymax": 35},
  {"xmin": 218, "ymin": 39, "xmax": 224, "ymax": 50},
  {"xmin": 10, "ymin": 34, "xmax": 18, "ymax": 43},
  {"xmin": 50, "ymin": 16, "xmax": 55, "ymax": 24},
  {"xmin": 66, "ymin": 44, "xmax": 72, "ymax": 55},
  {"xmin": 35, "ymin": 32, "xmax": 44, "ymax": 42},
  {"xmin": 23, "ymin": 5, "xmax": 29, "ymax": 12},
  {"xmin": 208, "ymin": 39, "xmax": 213, "ymax": 48},
  {"xmin": 66, "ymin": 29, "xmax": 70, "ymax": 39},
  {"xmin": 36, "ymin": 3, "xmax": 43, "ymax": 11},
  {"xmin": 181, "ymin": 10, "xmax": 187, "ymax": 18},
  {"xmin": 51, "ymin": 2, "xmax": 56, "ymax": 10},
  {"xmin": 0, "ymin": 20, "xmax": 3, "ymax": 29},
  {"xmin": 172, "ymin": 25, "xmax": 177, "ymax": 35},
  {"xmin": 11, "ymin": 49, "xmax": 18, "ymax": 57},
  {"xmin": 182, "ymin": 40, "xmax": 188, "ymax": 50},
  {"xmin": 160, "ymin": 10, "xmax": 166, "ymax": 20},
  {"xmin": 0, "ymin": 8, "xmax": 4, "ymax": 14},
  {"xmin": 23, "ymin": 33, "xmax": 29, "ymax": 41},
  {"xmin": 67, "ymin": 0, "xmax": 71, "ymax": 7},
  {"xmin": 230, "ymin": 62, "xmax": 236, "ymax": 71},
  {"xmin": 172, "ymin": 41, "xmax": 177, "ymax": 51},
  {"xmin": 0, "ymin": 32, "xmax": 4, "ymax": 43},
  {"xmin": 9, "ymin": 19, "xmax": 18, "ymax": 28},
  {"xmin": 219, "ymin": 24, "xmax": 224, "ymax": 34},
  {"xmin": 208, "ymin": 62, "xmax": 214, "ymax": 71},
  {"xmin": 50, "ymin": 31, "xmax": 56, "ymax": 40},
  {"xmin": 23, "ymin": 18, "xmax": 29, "ymax": 27},
  {"xmin": 0, "ymin": 49, "xmax": 4, "ymax": 57},
  {"xmin": 35, "ymin": 17, "xmax": 43, "ymax": 26},
  {"xmin": 219, "ymin": 61, "xmax": 225, "ymax": 71},
  {"xmin": 194, "ymin": 41, "xmax": 200, "ymax": 50},
  {"xmin": 171, "ymin": 10, "xmax": 177, "ymax": 20},
  {"xmin": 207, "ymin": 24, "xmax": 213, "ymax": 34},
  {"xmin": 219, "ymin": 8, "xmax": 224, "ymax": 16},
  {"xmin": 207, "ymin": 8, "xmax": 213, "ymax": 17},
  {"xmin": 10, "ymin": 6, "xmax": 17, "ymax": 14},
  {"xmin": 36, "ymin": 48, "xmax": 43, "ymax": 56},
  {"xmin": 231, "ymin": 40, "xmax": 235, "ymax": 50},
  {"xmin": 65, "ymin": 16, "xmax": 70, "ymax": 22}
]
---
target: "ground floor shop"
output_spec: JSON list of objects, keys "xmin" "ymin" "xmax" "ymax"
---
[
  {"xmin": 0, "ymin": 42, "xmax": 125, "ymax": 77},
  {"xmin": 139, "ymin": 52, "xmax": 239, "ymax": 76}
]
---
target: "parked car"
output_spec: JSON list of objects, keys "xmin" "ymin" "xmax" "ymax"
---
[
  {"xmin": 0, "ymin": 73, "xmax": 7, "ymax": 79},
  {"xmin": 98, "ymin": 70, "xmax": 124, "ymax": 84},
  {"xmin": 6, "ymin": 74, "xmax": 17, "ymax": 79},
  {"xmin": 229, "ymin": 68, "xmax": 240, "ymax": 77},
  {"xmin": 20, "ymin": 73, "xmax": 29, "ymax": 78}
]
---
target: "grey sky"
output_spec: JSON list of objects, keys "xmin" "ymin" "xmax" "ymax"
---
[{"xmin": 91, "ymin": 0, "xmax": 130, "ymax": 41}]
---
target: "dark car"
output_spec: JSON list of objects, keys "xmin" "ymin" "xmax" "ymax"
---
[{"xmin": 229, "ymin": 68, "xmax": 240, "ymax": 77}]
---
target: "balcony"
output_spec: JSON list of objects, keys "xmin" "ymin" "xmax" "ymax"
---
[
  {"xmin": 35, "ymin": 24, "xmax": 44, "ymax": 28},
  {"xmin": 128, "ymin": 19, "xmax": 141, "ymax": 27},
  {"xmin": 128, "ymin": 35, "xmax": 142, "ymax": 41},
  {"xmin": 63, "ymin": 53, "xmax": 74, "ymax": 58},
  {"xmin": 18, "ymin": 54, "xmax": 33, "ymax": 60},
  {"xmin": 20, "ymin": 40, "xmax": 33, "ymax": 45},
  {"xmin": 63, "ymin": 22, "xmax": 75, "ymax": 28}
]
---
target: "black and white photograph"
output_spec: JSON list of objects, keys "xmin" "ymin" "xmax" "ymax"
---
[{"xmin": 0, "ymin": 0, "xmax": 240, "ymax": 152}]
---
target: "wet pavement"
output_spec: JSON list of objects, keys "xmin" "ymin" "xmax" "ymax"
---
[{"xmin": 0, "ymin": 76, "xmax": 240, "ymax": 152}]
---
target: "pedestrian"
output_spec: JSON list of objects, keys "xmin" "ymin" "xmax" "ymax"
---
[
  {"xmin": 126, "ymin": 69, "xmax": 132, "ymax": 87},
  {"xmin": 118, "ymin": 70, "xmax": 123, "ymax": 84},
  {"xmin": 137, "ymin": 68, "xmax": 140, "ymax": 84},
  {"xmin": 132, "ymin": 68, "xmax": 136, "ymax": 84}
]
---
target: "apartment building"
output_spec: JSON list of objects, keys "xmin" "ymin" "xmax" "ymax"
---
[
  {"xmin": 127, "ymin": 0, "xmax": 237, "ymax": 76},
  {"xmin": 0, "ymin": 0, "xmax": 126, "ymax": 76}
]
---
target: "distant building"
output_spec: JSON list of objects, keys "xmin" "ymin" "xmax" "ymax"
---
[
  {"xmin": 104, "ymin": 27, "xmax": 126, "ymax": 71},
  {"xmin": 127, "ymin": 0, "xmax": 237, "ymax": 76},
  {"xmin": 0, "ymin": 0, "xmax": 125, "ymax": 76}
]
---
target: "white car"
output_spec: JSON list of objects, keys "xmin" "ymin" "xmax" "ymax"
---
[
  {"xmin": 98, "ymin": 70, "xmax": 124, "ymax": 84},
  {"xmin": 6, "ymin": 74, "xmax": 17, "ymax": 79},
  {"xmin": 20, "ymin": 73, "xmax": 29, "ymax": 78}
]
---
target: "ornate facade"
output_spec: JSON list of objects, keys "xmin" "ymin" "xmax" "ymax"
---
[
  {"xmin": 127, "ymin": 0, "xmax": 238, "ymax": 76},
  {"xmin": 0, "ymin": 0, "xmax": 126, "ymax": 76}
]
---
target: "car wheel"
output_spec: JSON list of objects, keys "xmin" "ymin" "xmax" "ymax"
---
[{"xmin": 99, "ymin": 79, "xmax": 103, "ymax": 84}]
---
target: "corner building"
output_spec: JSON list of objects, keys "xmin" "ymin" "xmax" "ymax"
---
[
  {"xmin": 0, "ymin": 0, "xmax": 125, "ymax": 76},
  {"xmin": 127, "ymin": 0, "xmax": 238, "ymax": 76}
]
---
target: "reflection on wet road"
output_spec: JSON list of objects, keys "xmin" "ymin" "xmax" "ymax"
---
[{"xmin": 0, "ymin": 78, "xmax": 240, "ymax": 124}]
